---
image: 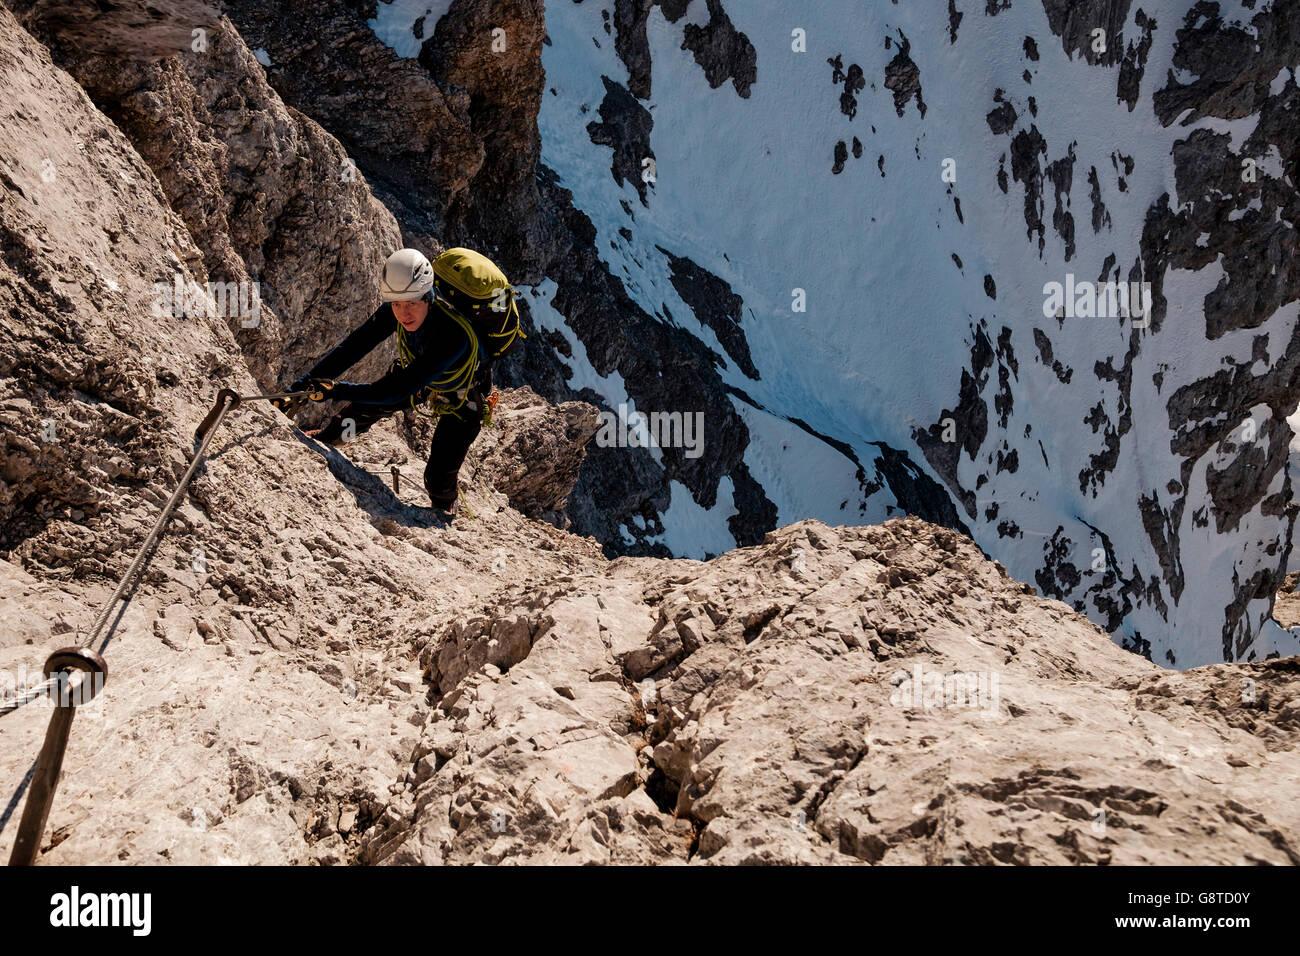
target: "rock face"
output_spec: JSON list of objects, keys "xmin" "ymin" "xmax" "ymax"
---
[
  {"xmin": 9, "ymin": 1, "xmax": 404, "ymax": 411},
  {"xmin": 221, "ymin": 0, "xmax": 547, "ymax": 269},
  {"xmin": 0, "ymin": 1, "xmax": 1297, "ymax": 868},
  {"xmin": 54, "ymin": 0, "xmax": 1297, "ymax": 668},
  {"xmin": 361, "ymin": 517, "xmax": 1299, "ymax": 865},
  {"xmin": 14, "ymin": 0, "xmax": 221, "ymax": 56},
  {"xmin": 463, "ymin": 387, "xmax": 601, "ymax": 527},
  {"xmin": 220, "ymin": 0, "xmax": 483, "ymax": 244},
  {"xmin": 0, "ymin": 2, "xmax": 597, "ymax": 864}
]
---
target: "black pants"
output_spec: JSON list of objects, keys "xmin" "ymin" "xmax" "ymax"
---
[{"xmin": 315, "ymin": 371, "xmax": 489, "ymax": 509}]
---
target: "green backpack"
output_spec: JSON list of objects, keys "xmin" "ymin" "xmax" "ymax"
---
[{"xmin": 431, "ymin": 247, "xmax": 525, "ymax": 361}]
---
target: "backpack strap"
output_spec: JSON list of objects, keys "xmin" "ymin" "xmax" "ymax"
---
[{"xmin": 394, "ymin": 302, "xmax": 481, "ymax": 417}]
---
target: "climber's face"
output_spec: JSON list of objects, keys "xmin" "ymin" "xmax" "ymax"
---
[{"xmin": 393, "ymin": 298, "xmax": 429, "ymax": 331}]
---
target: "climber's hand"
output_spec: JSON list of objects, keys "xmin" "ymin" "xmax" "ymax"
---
[{"xmin": 301, "ymin": 378, "xmax": 336, "ymax": 402}]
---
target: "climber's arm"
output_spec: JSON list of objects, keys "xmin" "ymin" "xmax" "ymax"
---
[
  {"xmin": 293, "ymin": 305, "xmax": 394, "ymax": 386},
  {"xmin": 326, "ymin": 327, "xmax": 478, "ymax": 406}
]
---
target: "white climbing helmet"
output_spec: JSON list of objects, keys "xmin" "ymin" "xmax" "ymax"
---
[{"xmin": 379, "ymin": 248, "xmax": 435, "ymax": 301}]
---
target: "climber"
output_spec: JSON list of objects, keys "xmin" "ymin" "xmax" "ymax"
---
[{"xmin": 279, "ymin": 247, "xmax": 523, "ymax": 515}]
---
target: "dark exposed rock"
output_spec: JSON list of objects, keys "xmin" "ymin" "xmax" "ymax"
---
[
  {"xmin": 1009, "ymin": 124, "xmax": 1048, "ymax": 252},
  {"xmin": 914, "ymin": 325, "xmax": 995, "ymax": 519},
  {"xmin": 828, "ymin": 54, "xmax": 866, "ymax": 120},
  {"xmin": 1154, "ymin": 120, "xmax": 1300, "ymax": 341},
  {"xmin": 1205, "ymin": 415, "xmax": 1289, "ymax": 535},
  {"xmin": 1139, "ymin": 492, "xmax": 1187, "ymax": 605},
  {"xmin": 883, "ymin": 32, "xmax": 926, "ymax": 118},
  {"xmin": 1078, "ymin": 353, "xmax": 1134, "ymax": 497},
  {"xmin": 841, "ymin": 71, "xmax": 865, "ymax": 118},
  {"xmin": 948, "ymin": 0, "xmax": 963, "ymax": 43},
  {"xmin": 1223, "ymin": 566, "xmax": 1288, "ymax": 660},
  {"xmin": 994, "ymin": 327, "xmax": 1017, "ymax": 428},
  {"xmin": 870, "ymin": 444, "xmax": 971, "ymax": 535},
  {"xmin": 533, "ymin": 169, "xmax": 775, "ymax": 553},
  {"xmin": 1036, "ymin": 529, "xmax": 1082, "ymax": 600},
  {"xmin": 1088, "ymin": 166, "xmax": 1111, "ymax": 232},
  {"xmin": 1116, "ymin": 9, "xmax": 1156, "ymax": 110},
  {"xmin": 413, "ymin": 0, "xmax": 548, "ymax": 268},
  {"xmin": 828, "ymin": 52, "xmax": 845, "ymax": 83},
  {"xmin": 1074, "ymin": 517, "xmax": 1143, "ymax": 633},
  {"xmin": 727, "ymin": 461, "xmax": 779, "ymax": 546},
  {"xmin": 656, "ymin": 247, "xmax": 759, "ymax": 380},
  {"xmin": 613, "ymin": 0, "xmax": 655, "ymax": 99},
  {"xmin": 681, "ymin": 0, "xmax": 756, "ymax": 98},
  {"xmin": 1146, "ymin": 34, "xmax": 1300, "ymax": 609},
  {"xmin": 986, "ymin": 98, "xmax": 1018, "ymax": 134},
  {"xmin": 1153, "ymin": 0, "xmax": 1298, "ymax": 126},
  {"xmin": 1040, "ymin": 0, "xmax": 1134, "ymax": 66},
  {"xmin": 1006, "ymin": 124, "xmax": 1079, "ymax": 260},
  {"xmin": 1033, "ymin": 328, "xmax": 1073, "ymax": 383},
  {"xmin": 221, "ymin": 0, "xmax": 483, "ymax": 243},
  {"xmin": 11, "ymin": 0, "xmax": 221, "ymax": 56},
  {"xmin": 586, "ymin": 76, "xmax": 656, "ymax": 206},
  {"xmin": 658, "ymin": 0, "xmax": 693, "ymax": 19},
  {"xmin": 1044, "ymin": 144, "xmax": 1077, "ymax": 261},
  {"xmin": 613, "ymin": 0, "xmax": 710, "ymax": 101},
  {"xmin": 1111, "ymin": 149, "xmax": 1134, "ymax": 191}
]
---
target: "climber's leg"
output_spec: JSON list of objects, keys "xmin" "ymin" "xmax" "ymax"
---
[{"xmin": 424, "ymin": 404, "xmax": 482, "ymax": 510}]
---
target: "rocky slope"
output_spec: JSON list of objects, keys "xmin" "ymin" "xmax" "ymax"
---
[
  {"xmin": 124, "ymin": 0, "xmax": 1300, "ymax": 668},
  {"xmin": 0, "ymin": 2, "xmax": 1296, "ymax": 866},
  {"xmin": 205, "ymin": 0, "xmax": 773, "ymax": 554},
  {"xmin": 8, "ymin": 0, "xmax": 404, "ymax": 424},
  {"xmin": 375, "ymin": 517, "xmax": 1300, "ymax": 865}
]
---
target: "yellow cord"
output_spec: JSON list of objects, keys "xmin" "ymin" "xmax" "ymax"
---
[{"xmin": 395, "ymin": 305, "xmax": 480, "ymax": 418}]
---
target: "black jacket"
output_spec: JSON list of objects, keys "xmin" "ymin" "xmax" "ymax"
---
[{"xmin": 302, "ymin": 301, "xmax": 480, "ymax": 406}]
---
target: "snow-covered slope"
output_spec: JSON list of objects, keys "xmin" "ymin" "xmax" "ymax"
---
[{"xmin": 369, "ymin": 0, "xmax": 1300, "ymax": 667}]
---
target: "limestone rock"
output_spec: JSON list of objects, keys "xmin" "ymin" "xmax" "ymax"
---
[
  {"xmin": 0, "ymin": 2, "xmax": 1296, "ymax": 869},
  {"xmin": 12, "ymin": 0, "xmax": 404, "ymax": 405}
]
